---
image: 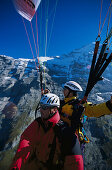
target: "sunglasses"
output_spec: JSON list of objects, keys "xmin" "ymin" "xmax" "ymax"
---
[
  {"xmin": 40, "ymin": 105, "xmax": 50, "ymax": 110},
  {"xmin": 40, "ymin": 105, "xmax": 53, "ymax": 110},
  {"xmin": 63, "ymin": 87, "xmax": 69, "ymax": 91}
]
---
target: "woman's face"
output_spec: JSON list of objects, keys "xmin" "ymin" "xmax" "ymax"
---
[{"xmin": 63, "ymin": 87, "xmax": 69, "ymax": 97}]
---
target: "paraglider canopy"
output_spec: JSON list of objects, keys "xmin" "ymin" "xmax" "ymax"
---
[{"xmin": 13, "ymin": 0, "xmax": 41, "ymax": 21}]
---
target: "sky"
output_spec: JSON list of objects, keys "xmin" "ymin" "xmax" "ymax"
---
[{"xmin": 0, "ymin": 0, "xmax": 112, "ymax": 59}]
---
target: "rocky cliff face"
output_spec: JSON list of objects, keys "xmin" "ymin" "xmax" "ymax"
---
[
  {"xmin": 0, "ymin": 50, "xmax": 112, "ymax": 170},
  {"xmin": 0, "ymin": 55, "xmax": 62, "ymax": 169}
]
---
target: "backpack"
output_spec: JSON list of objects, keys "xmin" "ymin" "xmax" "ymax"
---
[{"xmin": 60, "ymin": 99, "xmax": 90, "ymax": 144}]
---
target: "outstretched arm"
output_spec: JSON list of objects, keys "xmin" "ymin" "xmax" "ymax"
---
[{"xmin": 84, "ymin": 98, "xmax": 112, "ymax": 118}]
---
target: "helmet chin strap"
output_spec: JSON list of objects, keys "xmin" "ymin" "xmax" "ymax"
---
[
  {"xmin": 65, "ymin": 89, "xmax": 73, "ymax": 98},
  {"xmin": 64, "ymin": 86, "xmax": 73, "ymax": 98},
  {"xmin": 65, "ymin": 91, "xmax": 70, "ymax": 98}
]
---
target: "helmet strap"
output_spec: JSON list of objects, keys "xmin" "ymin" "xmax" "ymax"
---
[
  {"xmin": 49, "ymin": 110, "xmax": 57, "ymax": 118},
  {"xmin": 65, "ymin": 90, "xmax": 71, "ymax": 98},
  {"xmin": 64, "ymin": 86, "xmax": 77, "ymax": 98},
  {"xmin": 65, "ymin": 88, "xmax": 74, "ymax": 98},
  {"xmin": 64, "ymin": 86, "xmax": 71, "ymax": 98}
]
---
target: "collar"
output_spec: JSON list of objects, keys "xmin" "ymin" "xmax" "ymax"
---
[
  {"xmin": 47, "ymin": 110, "xmax": 60, "ymax": 127},
  {"xmin": 64, "ymin": 96, "xmax": 77, "ymax": 103}
]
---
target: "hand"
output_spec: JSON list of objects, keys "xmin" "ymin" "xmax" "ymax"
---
[
  {"xmin": 44, "ymin": 89, "xmax": 50, "ymax": 94},
  {"xmin": 42, "ymin": 89, "xmax": 50, "ymax": 95},
  {"xmin": 80, "ymin": 96, "xmax": 87, "ymax": 104}
]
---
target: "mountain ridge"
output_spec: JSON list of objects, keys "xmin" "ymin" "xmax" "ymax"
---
[{"xmin": 0, "ymin": 43, "xmax": 112, "ymax": 169}]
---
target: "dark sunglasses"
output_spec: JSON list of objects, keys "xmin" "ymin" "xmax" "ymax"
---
[
  {"xmin": 40, "ymin": 105, "xmax": 50, "ymax": 110},
  {"xmin": 63, "ymin": 87, "xmax": 69, "ymax": 91},
  {"xmin": 40, "ymin": 105, "xmax": 56, "ymax": 110}
]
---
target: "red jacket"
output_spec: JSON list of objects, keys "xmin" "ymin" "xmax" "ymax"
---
[{"xmin": 10, "ymin": 111, "xmax": 84, "ymax": 170}]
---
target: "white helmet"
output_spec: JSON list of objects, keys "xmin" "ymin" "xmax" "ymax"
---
[
  {"xmin": 64, "ymin": 81, "xmax": 83, "ymax": 92},
  {"xmin": 40, "ymin": 93, "xmax": 60, "ymax": 107}
]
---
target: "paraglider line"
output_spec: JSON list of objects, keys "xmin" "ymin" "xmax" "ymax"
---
[
  {"xmin": 22, "ymin": 17, "xmax": 38, "ymax": 72},
  {"xmin": 47, "ymin": 0, "xmax": 59, "ymax": 51},
  {"xmin": 36, "ymin": 13, "xmax": 40, "ymax": 70},
  {"xmin": 45, "ymin": 18, "xmax": 48, "ymax": 57},
  {"xmin": 100, "ymin": 0, "xmax": 112, "ymax": 35},
  {"xmin": 30, "ymin": 21, "xmax": 38, "ymax": 57},
  {"xmin": 36, "ymin": 13, "xmax": 40, "ymax": 57},
  {"xmin": 98, "ymin": 0, "xmax": 103, "ymax": 36}
]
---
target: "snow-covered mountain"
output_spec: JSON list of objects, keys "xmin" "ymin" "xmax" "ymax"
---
[
  {"xmin": 42, "ymin": 42, "xmax": 112, "ymax": 102},
  {"xmin": 0, "ymin": 42, "xmax": 112, "ymax": 170}
]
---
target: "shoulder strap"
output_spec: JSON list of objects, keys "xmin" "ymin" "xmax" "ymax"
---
[
  {"xmin": 46, "ymin": 124, "xmax": 65, "ymax": 169},
  {"xmin": 61, "ymin": 99, "xmax": 80, "ymax": 108},
  {"xmin": 53, "ymin": 120, "xmax": 65, "ymax": 142},
  {"xmin": 46, "ymin": 134, "xmax": 56, "ymax": 168}
]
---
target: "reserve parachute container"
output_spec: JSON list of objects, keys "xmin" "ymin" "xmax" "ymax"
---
[{"xmin": 13, "ymin": 0, "xmax": 41, "ymax": 21}]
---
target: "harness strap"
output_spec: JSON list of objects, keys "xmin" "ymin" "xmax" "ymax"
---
[
  {"xmin": 60, "ymin": 99, "xmax": 80, "ymax": 120},
  {"xmin": 60, "ymin": 100, "xmax": 89, "ymax": 144},
  {"xmin": 60, "ymin": 99, "xmax": 79, "ymax": 109},
  {"xmin": 60, "ymin": 99, "xmax": 82, "ymax": 119},
  {"xmin": 35, "ymin": 118, "xmax": 64, "ymax": 168},
  {"xmin": 46, "ymin": 134, "xmax": 56, "ymax": 168},
  {"xmin": 60, "ymin": 112, "xmax": 71, "ymax": 119}
]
